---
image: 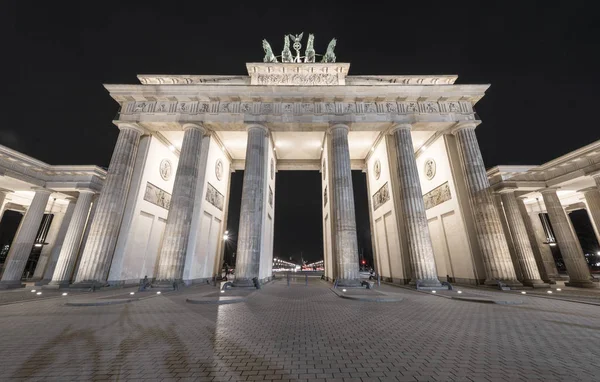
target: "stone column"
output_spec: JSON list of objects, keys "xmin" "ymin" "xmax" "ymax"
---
[
  {"xmin": 391, "ymin": 124, "xmax": 441, "ymax": 287},
  {"xmin": 499, "ymin": 191, "xmax": 547, "ymax": 287},
  {"xmin": 0, "ymin": 188, "xmax": 52, "ymax": 288},
  {"xmin": 73, "ymin": 124, "xmax": 143, "ymax": 287},
  {"xmin": 46, "ymin": 190, "xmax": 95, "ymax": 288},
  {"xmin": 155, "ymin": 123, "xmax": 206, "ymax": 285},
  {"xmin": 517, "ymin": 198, "xmax": 559, "ymax": 282},
  {"xmin": 540, "ymin": 188, "xmax": 594, "ymax": 287},
  {"xmin": 34, "ymin": 199, "xmax": 77, "ymax": 284},
  {"xmin": 452, "ymin": 123, "xmax": 520, "ymax": 286},
  {"xmin": 329, "ymin": 124, "xmax": 360, "ymax": 285},
  {"xmin": 580, "ymin": 187, "xmax": 600, "ymax": 244},
  {"xmin": 234, "ymin": 124, "xmax": 269, "ymax": 286},
  {"xmin": 0, "ymin": 188, "xmax": 12, "ymax": 221}
]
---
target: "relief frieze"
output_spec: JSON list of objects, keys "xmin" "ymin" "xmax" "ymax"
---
[
  {"xmin": 144, "ymin": 182, "xmax": 171, "ymax": 210},
  {"xmin": 372, "ymin": 182, "xmax": 390, "ymax": 211},
  {"xmin": 423, "ymin": 182, "xmax": 452, "ymax": 210},
  {"xmin": 122, "ymin": 100, "xmax": 474, "ymax": 116}
]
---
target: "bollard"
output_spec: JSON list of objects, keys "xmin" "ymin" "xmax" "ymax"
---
[
  {"xmin": 287, "ymin": 271, "xmax": 290, "ymax": 287},
  {"xmin": 305, "ymin": 273, "xmax": 308, "ymax": 286}
]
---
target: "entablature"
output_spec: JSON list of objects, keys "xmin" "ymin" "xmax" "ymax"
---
[{"xmin": 0, "ymin": 144, "xmax": 106, "ymax": 192}]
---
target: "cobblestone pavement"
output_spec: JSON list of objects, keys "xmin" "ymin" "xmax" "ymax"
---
[{"xmin": 0, "ymin": 277, "xmax": 599, "ymax": 382}]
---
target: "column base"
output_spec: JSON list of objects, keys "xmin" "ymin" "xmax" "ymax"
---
[
  {"xmin": 413, "ymin": 279, "xmax": 445, "ymax": 290},
  {"xmin": 34, "ymin": 279, "xmax": 51, "ymax": 287},
  {"xmin": 335, "ymin": 278, "xmax": 362, "ymax": 287},
  {"xmin": 69, "ymin": 281, "xmax": 109, "ymax": 291},
  {"xmin": 151, "ymin": 279, "xmax": 183, "ymax": 291},
  {"xmin": 521, "ymin": 279, "xmax": 550, "ymax": 288},
  {"xmin": 0, "ymin": 280, "xmax": 25, "ymax": 289},
  {"xmin": 565, "ymin": 280, "xmax": 598, "ymax": 288},
  {"xmin": 232, "ymin": 278, "xmax": 260, "ymax": 289},
  {"xmin": 484, "ymin": 278, "xmax": 523, "ymax": 288},
  {"xmin": 42, "ymin": 281, "xmax": 70, "ymax": 290}
]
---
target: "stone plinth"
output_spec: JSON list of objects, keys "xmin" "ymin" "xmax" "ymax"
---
[
  {"xmin": 0, "ymin": 188, "xmax": 52, "ymax": 289},
  {"xmin": 452, "ymin": 124, "xmax": 521, "ymax": 286},
  {"xmin": 246, "ymin": 63, "xmax": 350, "ymax": 86},
  {"xmin": 73, "ymin": 124, "xmax": 143, "ymax": 288},
  {"xmin": 541, "ymin": 189, "xmax": 595, "ymax": 287},
  {"xmin": 154, "ymin": 124, "xmax": 206, "ymax": 285},
  {"xmin": 391, "ymin": 124, "xmax": 441, "ymax": 287},
  {"xmin": 329, "ymin": 124, "xmax": 360, "ymax": 286},
  {"xmin": 234, "ymin": 124, "xmax": 269, "ymax": 286}
]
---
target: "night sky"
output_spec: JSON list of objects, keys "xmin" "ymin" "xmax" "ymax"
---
[{"xmin": 3, "ymin": 1, "xmax": 599, "ymax": 265}]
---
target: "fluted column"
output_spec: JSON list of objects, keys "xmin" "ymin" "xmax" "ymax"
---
[
  {"xmin": 391, "ymin": 124, "xmax": 441, "ymax": 287},
  {"xmin": 234, "ymin": 124, "xmax": 269, "ymax": 286},
  {"xmin": 46, "ymin": 190, "xmax": 95, "ymax": 288},
  {"xmin": 0, "ymin": 188, "xmax": 12, "ymax": 221},
  {"xmin": 540, "ymin": 188, "xmax": 594, "ymax": 287},
  {"xmin": 329, "ymin": 124, "xmax": 360, "ymax": 285},
  {"xmin": 34, "ymin": 199, "xmax": 77, "ymax": 284},
  {"xmin": 452, "ymin": 123, "xmax": 520, "ymax": 286},
  {"xmin": 73, "ymin": 124, "xmax": 143, "ymax": 287},
  {"xmin": 499, "ymin": 190, "xmax": 547, "ymax": 287},
  {"xmin": 0, "ymin": 188, "xmax": 52, "ymax": 288},
  {"xmin": 580, "ymin": 187, "xmax": 600, "ymax": 244},
  {"xmin": 155, "ymin": 124, "xmax": 206, "ymax": 284},
  {"xmin": 517, "ymin": 197, "xmax": 559, "ymax": 282}
]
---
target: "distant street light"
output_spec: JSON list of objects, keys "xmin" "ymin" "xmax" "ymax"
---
[{"xmin": 223, "ymin": 234, "xmax": 229, "ymax": 241}]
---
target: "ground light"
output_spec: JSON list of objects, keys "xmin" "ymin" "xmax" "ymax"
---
[
  {"xmin": 130, "ymin": 292, "xmax": 135, "ymax": 295},
  {"xmin": 31, "ymin": 289, "xmax": 36, "ymax": 293},
  {"xmin": 521, "ymin": 291, "xmax": 527, "ymax": 294},
  {"xmin": 62, "ymin": 293, "xmax": 68, "ymax": 296},
  {"xmin": 457, "ymin": 291, "xmax": 462, "ymax": 294},
  {"xmin": 156, "ymin": 291, "xmax": 161, "ymax": 295},
  {"xmin": 220, "ymin": 290, "xmax": 225, "ymax": 293},
  {"xmin": 431, "ymin": 290, "xmax": 436, "ymax": 293},
  {"xmin": 547, "ymin": 291, "xmax": 553, "ymax": 294},
  {"xmin": 556, "ymin": 288, "xmax": 562, "ymax": 291},
  {"xmin": 36, "ymin": 292, "xmax": 42, "ymax": 295},
  {"xmin": 342, "ymin": 289, "xmax": 347, "ymax": 292}
]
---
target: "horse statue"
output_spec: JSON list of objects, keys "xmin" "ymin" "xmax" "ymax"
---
[
  {"xmin": 321, "ymin": 38, "xmax": 337, "ymax": 63},
  {"xmin": 281, "ymin": 35, "xmax": 293, "ymax": 63},
  {"xmin": 304, "ymin": 34, "xmax": 316, "ymax": 63},
  {"xmin": 262, "ymin": 39, "xmax": 278, "ymax": 63}
]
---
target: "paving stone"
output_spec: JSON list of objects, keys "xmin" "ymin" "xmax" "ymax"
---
[{"xmin": 0, "ymin": 279, "xmax": 598, "ymax": 381}]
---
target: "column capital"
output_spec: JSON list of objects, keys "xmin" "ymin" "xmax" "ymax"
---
[
  {"xmin": 496, "ymin": 186, "xmax": 518, "ymax": 194},
  {"xmin": 0, "ymin": 187, "xmax": 14, "ymax": 194},
  {"xmin": 245, "ymin": 123, "xmax": 269, "ymax": 133},
  {"xmin": 182, "ymin": 123, "xmax": 207, "ymax": 134},
  {"xmin": 327, "ymin": 123, "xmax": 350, "ymax": 134},
  {"xmin": 449, "ymin": 121, "xmax": 481, "ymax": 135},
  {"xmin": 31, "ymin": 187, "xmax": 54, "ymax": 195},
  {"xmin": 585, "ymin": 169, "xmax": 600, "ymax": 179},
  {"xmin": 388, "ymin": 123, "xmax": 412, "ymax": 135},
  {"xmin": 538, "ymin": 187, "xmax": 560, "ymax": 195},
  {"xmin": 76, "ymin": 188, "xmax": 96, "ymax": 195},
  {"xmin": 578, "ymin": 186, "xmax": 598, "ymax": 194},
  {"xmin": 114, "ymin": 122, "xmax": 145, "ymax": 135}
]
